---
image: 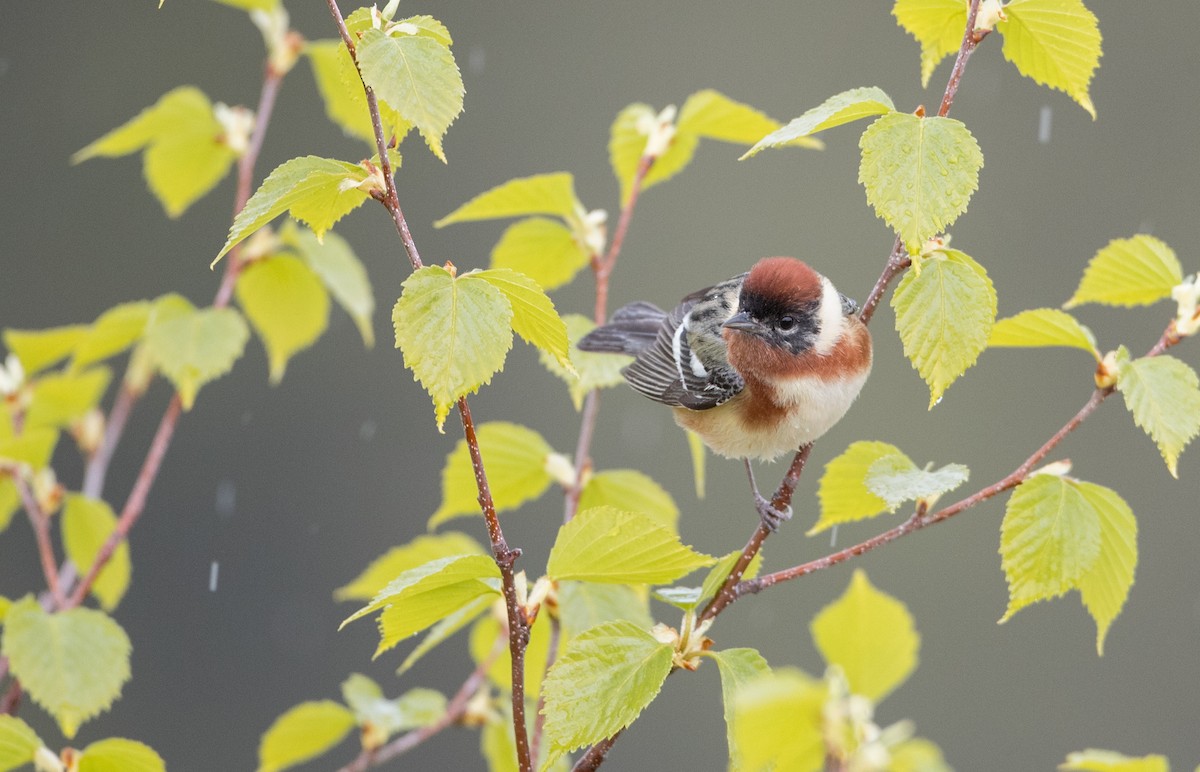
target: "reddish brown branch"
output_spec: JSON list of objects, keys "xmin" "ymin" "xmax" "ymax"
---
[
  {"xmin": 572, "ymin": 731, "xmax": 623, "ymax": 772},
  {"xmin": 14, "ymin": 476, "xmax": 63, "ymax": 608}
]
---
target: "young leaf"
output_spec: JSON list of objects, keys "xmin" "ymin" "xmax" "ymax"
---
[
  {"xmin": 999, "ymin": 474, "xmax": 1103, "ymax": 622},
  {"xmin": 997, "ymin": 0, "xmax": 1102, "ymax": 118},
  {"xmin": 0, "ymin": 424, "xmax": 59, "ymax": 471},
  {"xmin": 1065, "ymin": 235, "xmax": 1183, "ymax": 309},
  {"xmin": 0, "ymin": 715, "xmax": 41, "ymax": 772},
  {"xmin": 697, "ymin": 550, "xmax": 764, "ymax": 610},
  {"xmin": 731, "ymin": 669, "xmax": 826, "ymax": 772},
  {"xmin": 61, "ymin": 494, "xmax": 131, "ymax": 612},
  {"xmin": 1074, "ymin": 482, "xmax": 1137, "ymax": 655},
  {"xmin": 0, "ymin": 479, "xmax": 19, "ymax": 536},
  {"xmin": 397, "ymin": 593, "xmax": 494, "ymax": 675},
  {"xmin": 988, "ymin": 308, "xmax": 1098, "ymax": 357},
  {"xmin": 1061, "ymin": 749, "xmax": 1169, "ymax": 772},
  {"xmin": 546, "ymin": 506, "xmax": 714, "ymax": 584},
  {"xmin": 393, "ymin": 265, "xmax": 514, "ymax": 430},
  {"xmin": 810, "ymin": 569, "xmax": 920, "ymax": 702},
  {"xmin": 860, "ymin": 113, "xmax": 983, "ymax": 253},
  {"xmin": 558, "ymin": 582, "xmax": 654, "ymax": 639},
  {"xmin": 435, "ymin": 173, "xmax": 581, "ymax": 226},
  {"xmin": 24, "ymin": 368, "xmax": 112, "ymax": 429},
  {"xmin": 236, "ymin": 254, "xmax": 331, "ymax": 383},
  {"xmin": 78, "ymin": 738, "xmax": 165, "ymax": 772},
  {"xmin": 711, "ymin": 647, "xmax": 771, "ymax": 768},
  {"xmin": 0, "ymin": 597, "xmax": 131, "ymax": 738},
  {"xmin": 742, "ymin": 87, "xmax": 894, "ymax": 158},
  {"xmin": 540, "ymin": 620, "xmax": 674, "ymax": 762},
  {"xmin": 489, "ymin": 217, "xmax": 591, "ymax": 292},
  {"xmin": 428, "ymin": 421, "xmax": 554, "ymax": 527},
  {"xmin": 257, "ymin": 701, "xmax": 355, "ymax": 772},
  {"xmin": 609, "ymin": 103, "xmax": 700, "ymax": 203},
  {"xmin": 482, "ymin": 706, "xmax": 570, "ymax": 772},
  {"xmin": 214, "ymin": 156, "xmax": 373, "ymax": 265},
  {"xmin": 892, "ymin": 0, "xmax": 970, "ymax": 87},
  {"xmin": 71, "ymin": 301, "xmax": 152, "ymax": 371},
  {"xmin": 72, "ymin": 86, "xmax": 238, "ymax": 217},
  {"xmin": 2, "ymin": 325, "xmax": 88, "ymax": 376},
  {"xmin": 335, "ymin": 531, "xmax": 485, "ymax": 601},
  {"xmin": 578, "ymin": 469, "xmax": 679, "ymax": 532},
  {"xmin": 305, "ymin": 39, "xmax": 411, "ymax": 146},
  {"xmin": 342, "ymin": 674, "xmax": 446, "ymax": 742},
  {"xmin": 1116, "ymin": 353, "xmax": 1200, "ymax": 477},
  {"xmin": 811, "ymin": 441, "xmax": 905, "ymax": 535},
  {"xmin": 473, "ymin": 268, "xmax": 572, "ymax": 372},
  {"xmin": 865, "ymin": 454, "xmax": 969, "ymax": 509},
  {"xmin": 538, "ymin": 314, "xmax": 632, "ymax": 411},
  {"xmin": 893, "ymin": 248, "xmax": 997, "ymax": 407},
  {"xmin": 143, "ymin": 301, "xmax": 249, "ymax": 410},
  {"xmin": 470, "ymin": 610, "xmax": 555, "ymax": 698},
  {"xmin": 280, "ymin": 224, "xmax": 376, "ymax": 347},
  {"xmin": 678, "ymin": 89, "xmax": 822, "ymax": 150},
  {"xmin": 357, "ymin": 28, "xmax": 464, "ymax": 162}
]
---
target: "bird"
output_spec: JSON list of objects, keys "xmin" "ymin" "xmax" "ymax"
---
[{"xmin": 577, "ymin": 256, "xmax": 872, "ymax": 529}]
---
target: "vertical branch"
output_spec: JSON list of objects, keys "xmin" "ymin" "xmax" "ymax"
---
[{"xmin": 14, "ymin": 476, "xmax": 64, "ymax": 608}]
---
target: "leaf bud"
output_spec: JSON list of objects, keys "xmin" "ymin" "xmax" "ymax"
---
[
  {"xmin": 1172, "ymin": 274, "xmax": 1200, "ymax": 337},
  {"xmin": 461, "ymin": 688, "xmax": 499, "ymax": 727},
  {"xmin": 214, "ymin": 102, "xmax": 256, "ymax": 157},
  {"xmin": 33, "ymin": 468, "xmax": 64, "ymax": 517},
  {"xmin": 974, "ymin": 0, "xmax": 1008, "ymax": 33},
  {"xmin": 1095, "ymin": 349, "xmax": 1120, "ymax": 389},
  {"xmin": 637, "ymin": 105, "xmax": 678, "ymax": 160},
  {"xmin": 543, "ymin": 452, "xmax": 577, "ymax": 489},
  {"xmin": 36, "ymin": 746, "xmax": 66, "ymax": 772},
  {"xmin": 71, "ymin": 408, "xmax": 106, "ymax": 457}
]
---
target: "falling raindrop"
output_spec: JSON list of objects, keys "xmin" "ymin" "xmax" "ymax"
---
[
  {"xmin": 468, "ymin": 47, "xmax": 486, "ymax": 75},
  {"xmin": 359, "ymin": 419, "xmax": 377, "ymax": 442},
  {"xmin": 830, "ymin": 524, "xmax": 839, "ymax": 548},
  {"xmin": 1038, "ymin": 105, "xmax": 1052, "ymax": 144},
  {"xmin": 215, "ymin": 479, "xmax": 236, "ymax": 518},
  {"xmin": 209, "ymin": 561, "xmax": 220, "ymax": 592}
]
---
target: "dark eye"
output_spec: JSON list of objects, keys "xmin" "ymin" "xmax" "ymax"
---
[{"xmin": 777, "ymin": 315, "xmax": 796, "ymax": 331}]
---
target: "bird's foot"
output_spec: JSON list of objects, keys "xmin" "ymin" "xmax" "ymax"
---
[{"xmin": 754, "ymin": 492, "xmax": 792, "ymax": 532}]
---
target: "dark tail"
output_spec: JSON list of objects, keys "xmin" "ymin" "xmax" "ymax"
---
[{"xmin": 576, "ymin": 301, "xmax": 666, "ymax": 356}]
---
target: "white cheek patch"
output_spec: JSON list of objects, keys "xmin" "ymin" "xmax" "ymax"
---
[{"xmin": 813, "ymin": 277, "xmax": 847, "ymax": 356}]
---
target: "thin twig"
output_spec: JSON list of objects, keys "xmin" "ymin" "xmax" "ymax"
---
[
  {"xmin": 529, "ymin": 615, "xmax": 561, "ymax": 765},
  {"xmin": 0, "ymin": 678, "xmax": 21, "ymax": 716},
  {"xmin": 14, "ymin": 476, "xmax": 64, "ymax": 608},
  {"xmin": 571, "ymin": 730, "xmax": 622, "ymax": 772},
  {"xmin": 82, "ymin": 383, "xmax": 137, "ymax": 499}
]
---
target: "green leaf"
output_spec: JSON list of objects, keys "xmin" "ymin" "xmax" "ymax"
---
[
  {"xmin": 711, "ymin": 647, "xmax": 771, "ymax": 768},
  {"xmin": 397, "ymin": 593, "xmax": 494, "ymax": 675},
  {"xmin": 538, "ymin": 314, "xmax": 632, "ymax": 411},
  {"xmin": 3, "ymin": 326, "xmax": 88, "ymax": 376},
  {"xmin": 212, "ymin": 0, "xmax": 279, "ymax": 11},
  {"xmin": 214, "ymin": 156, "xmax": 372, "ymax": 265},
  {"xmin": 742, "ymin": 87, "xmax": 894, "ymax": 158},
  {"xmin": 143, "ymin": 301, "xmax": 249, "ymax": 410},
  {"xmin": 999, "ymin": 474, "xmax": 1103, "ymax": 622},
  {"xmin": 810, "ymin": 441, "xmax": 904, "ymax": 535},
  {"xmin": 342, "ymin": 674, "xmax": 445, "ymax": 740},
  {"xmin": 810, "ymin": 569, "xmax": 919, "ymax": 702},
  {"xmin": 336, "ymin": 531, "xmax": 485, "ymax": 601},
  {"xmin": 998, "ymin": 0, "xmax": 1103, "ymax": 118},
  {"xmin": 280, "ymin": 224, "xmax": 376, "ymax": 347},
  {"xmin": 540, "ymin": 620, "xmax": 674, "ymax": 762},
  {"xmin": 0, "ymin": 479, "xmax": 18, "ymax": 536},
  {"xmin": 482, "ymin": 706, "xmax": 570, "ymax": 772},
  {"xmin": 697, "ymin": 549, "xmax": 765, "ymax": 611},
  {"xmin": 859, "ymin": 113, "xmax": 983, "ymax": 253},
  {"xmin": 428, "ymin": 422, "xmax": 554, "ymax": 527},
  {"xmin": 489, "ymin": 217, "xmax": 591, "ymax": 292},
  {"xmin": 305, "ymin": 39, "xmax": 411, "ymax": 146},
  {"xmin": 546, "ymin": 506, "xmax": 714, "ymax": 584},
  {"xmin": 988, "ymin": 308, "xmax": 1098, "ymax": 357},
  {"xmin": 470, "ymin": 610, "xmax": 555, "ymax": 698},
  {"xmin": 865, "ymin": 454, "xmax": 969, "ymax": 509},
  {"xmin": 78, "ymin": 738, "xmax": 166, "ymax": 772},
  {"xmin": 678, "ymin": 89, "xmax": 823, "ymax": 149},
  {"xmin": 609, "ymin": 103, "xmax": 700, "ymax": 203},
  {"xmin": 357, "ymin": 28, "xmax": 463, "ymax": 162},
  {"xmin": 578, "ymin": 469, "xmax": 679, "ymax": 532},
  {"xmin": 0, "ymin": 424, "xmax": 59, "ymax": 470},
  {"xmin": 62, "ymin": 494, "xmax": 131, "ymax": 612},
  {"xmin": 1116, "ymin": 354, "xmax": 1200, "ymax": 477},
  {"xmin": 73, "ymin": 86, "xmax": 238, "ymax": 217},
  {"xmin": 892, "ymin": 248, "xmax": 996, "ymax": 407},
  {"xmin": 71, "ymin": 301, "xmax": 152, "ymax": 371},
  {"xmin": 891, "ymin": 737, "xmax": 953, "ymax": 772},
  {"xmin": 1, "ymin": 597, "xmax": 131, "ymax": 738},
  {"xmin": 558, "ymin": 582, "xmax": 654, "ymax": 639},
  {"xmin": 256, "ymin": 700, "xmax": 355, "ymax": 772},
  {"xmin": 236, "ymin": 254, "xmax": 331, "ymax": 383},
  {"xmin": 893, "ymin": 0, "xmax": 969, "ymax": 87},
  {"xmin": 25, "ymin": 368, "xmax": 112, "ymax": 429},
  {"xmin": 340, "ymin": 555, "xmax": 501, "ymax": 656},
  {"xmin": 686, "ymin": 429, "xmax": 706, "ymax": 499},
  {"xmin": 1074, "ymin": 482, "xmax": 1137, "ymax": 655},
  {"xmin": 473, "ymin": 268, "xmax": 572, "ymax": 372},
  {"xmin": 393, "ymin": 266, "xmax": 514, "ymax": 430},
  {"xmin": 1065, "ymin": 235, "xmax": 1183, "ymax": 309},
  {"xmin": 435, "ymin": 173, "xmax": 581, "ymax": 227},
  {"xmin": 731, "ymin": 669, "xmax": 826, "ymax": 772},
  {"xmin": 0, "ymin": 715, "xmax": 41, "ymax": 772},
  {"xmin": 1061, "ymin": 749, "xmax": 1170, "ymax": 772}
]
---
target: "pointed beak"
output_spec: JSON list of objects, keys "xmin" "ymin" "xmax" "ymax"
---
[{"xmin": 722, "ymin": 311, "xmax": 764, "ymax": 335}]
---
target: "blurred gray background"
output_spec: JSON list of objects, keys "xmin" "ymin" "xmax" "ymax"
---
[{"xmin": 2, "ymin": 1, "xmax": 1199, "ymax": 770}]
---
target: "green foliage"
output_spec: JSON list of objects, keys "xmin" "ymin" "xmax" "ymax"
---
[
  {"xmin": 998, "ymin": 0, "xmax": 1102, "ymax": 118},
  {"xmin": 577, "ymin": 469, "xmax": 679, "ymax": 532},
  {"xmin": 988, "ymin": 308, "xmax": 1099, "ymax": 358},
  {"xmin": 336, "ymin": 531, "xmax": 485, "ymax": 601},
  {"xmin": 810, "ymin": 569, "xmax": 919, "ymax": 702},
  {"xmin": 539, "ymin": 315, "xmax": 632, "ymax": 411},
  {"xmin": 341, "ymin": 674, "xmax": 445, "ymax": 747},
  {"xmin": 892, "ymin": 0, "xmax": 969, "ymax": 87},
  {"xmin": 437, "ymin": 172, "xmax": 582, "ymax": 226},
  {"xmin": 472, "ymin": 268, "xmax": 572, "ymax": 372},
  {"xmin": 0, "ymin": 597, "xmax": 132, "ymax": 738},
  {"xmin": 859, "ymin": 113, "xmax": 983, "ymax": 253},
  {"xmin": 279, "ymin": 223, "xmax": 376, "ymax": 347},
  {"xmin": 470, "ymin": 610, "xmax": 555, "ymax": 699},
  {"xmin": 0, "ymin": 480, "xmax": 18, "ymax": 536},
  {"xmin": 892, "ymin": 247, "xmax": 996, "ymax": 407},
  {"xmin": 398, "ymin": 594, "xmax": 494, "ymax": 675},
  {"xmin": 0, "ymin": 418, "xmax": 58, "ymax": 471},
  {"xmin": 305, "ymin": 39, "xmax": 410, "ymax": 146},
  {"xmin": 61, "ymin": 494, "xmax": 131, "ymax": 612},
  {"xmin": 730, "ymin": 669, "xmax": 826, "ymax": 772},
  {"xmin": 557, "ymin": 582, "xmax": 654, "ymax": 639},
  {"xmin": 1066, "ymin": 235, "xmax": 1183, "ymax": 309},
  {"xmin": 742, "ymin": 87, "xmax": 896, "ymax": 158},
  {"xmin": 77, "ymin": 738, "xmax": 166, "ymax": 772},
  {"xmin": 0, "ymin": 715, "xmax": 41, "ymax": 772},
  {"xmin": 866, "ymin": 454, "xmax": 969, "ymax": 510},
  {"xmin": 24, "ymin": 368, "xmax": 111, "ymax": 429},
  {"xmin": 256, "ymin": 700, "xmax": 355, "ymax": 772},
  {"xmin": 697, "ymin": 550, "xmax": 764, "ymax": 611},
  {"xmin": 1115, "ymin": 351, "xmax": 1200, "ymax": 477},
  {"xmin": 2, "ymin": 326, "xmax": 88, "ymax": 376},
  {"xmin": 546, "ymin": 506, "xmax": 714, "ymax": 584},
  {"xmin": 491, "ymin": 218, "xmax": 592, "ymax": 293},
  {"xmin": 71, "ymin": 301, "xmax": 152, "ymax": 371},
  {"xmin": 72, "ymin": 86, "xmax": 240, "ymax": 217},
  {"xmin": 143, "ymin": 297, "xmax": 249, "ymax": 410},
  {"xmin": 236, "ymin": 254, "xmax": 331, "ymax": 383},
  {"xmin": 428, "ymin": 422, "xmax": 555, "ymax": 527},
  {"xmin": 540, "ymin": 620, "xmax": 674, "ymax": 763},
  {"xmin": 1061, "ymin": 749, "xmax": 1171, "ymax": 772},
  {"xmin": 710, "ymin": 647, "xmax": 771, "ymax": 768},
  {"xmin": 686, "ymin": 429, "xmax": 706, "ymax": 499}
]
